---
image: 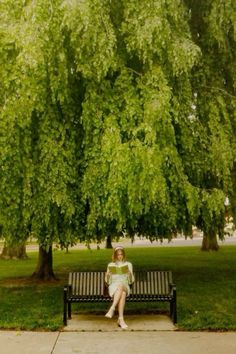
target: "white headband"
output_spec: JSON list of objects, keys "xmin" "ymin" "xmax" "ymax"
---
[{"xmin": 114, "ymin": 246, "xmax": 124, "ymax": 251}]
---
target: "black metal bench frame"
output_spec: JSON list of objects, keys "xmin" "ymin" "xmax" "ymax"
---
[{"xmin": 63, "ymin": 270, "xmax": 177, "ymax": 325}]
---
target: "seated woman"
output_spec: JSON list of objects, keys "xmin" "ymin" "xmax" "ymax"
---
[{"xmin": 105, "ymin": 246, "xmax": 134, "ymax": 329}]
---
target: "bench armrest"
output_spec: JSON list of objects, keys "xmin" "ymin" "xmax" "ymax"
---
[
  {"xmin": 64, "ymin": 284, "xmax": 72, "ymax": 297},
  {"xmin": 169, "ymin": 283, "xmax": 176, "ymax": 294}
]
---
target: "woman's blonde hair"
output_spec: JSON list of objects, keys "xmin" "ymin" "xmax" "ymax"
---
[{"xmin": 112, "ymin": 246, "xmax": 126, "ymax": 262}]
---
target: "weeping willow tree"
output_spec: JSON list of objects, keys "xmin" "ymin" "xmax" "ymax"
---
[
  {"xmin": 79, "ymin": 0, "xmax": 235, "ymax": 247},
  {"xmin": 0, "ymin": 0, "xmax": 85, "ymax": 277},
  {"xmin": 0, "ymin": 0, "xmax": 235, "ymax": 278},
  {"xmin": 78, "ymin": 0, "xmax": 201, "ymax": 244}
]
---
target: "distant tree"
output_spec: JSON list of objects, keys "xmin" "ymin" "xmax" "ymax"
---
[
  {"xmin": 0, "ymin": 2, "xmax": 31, "ymax": 259},
  {"xmin": 185, "ymin": 0, "xmax": 236, "ymax": 250},
  {"xmin": 0, "ymin": 243, "xmax": 27, "ymax": 260}
]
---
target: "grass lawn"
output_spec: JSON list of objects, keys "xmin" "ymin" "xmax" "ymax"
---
[{"xmin": 0, "ymin": 245, "xmax": 236, "ymax": 331}]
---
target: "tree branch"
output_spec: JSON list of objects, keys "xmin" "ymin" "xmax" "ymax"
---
[
  {"xmin": 202, "ymin": 86, "xmax": 236, "ymax": 99},
  {"xmin": 126, "ymin": 67, "xmax": 142, "ymax": 77}
]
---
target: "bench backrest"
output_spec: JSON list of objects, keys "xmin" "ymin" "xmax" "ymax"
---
[
  {"xmin": 68, "ymin": 270, "xmax": 173, "ymax": 297},
  {"xmin": 69, "ymin": 271, "xmax": 106, "ymax": 296},
  {"xmin": 132, "ymin": 270, "xmax": 172, "ymax": 295}
]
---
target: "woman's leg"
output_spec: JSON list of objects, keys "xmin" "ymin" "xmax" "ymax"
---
[
  {"xmin": 105, "ymin": 285, "xmax": 126, "ymax": 318},
  {"xmin": 105, "ymin": 287, "xmax": 122, "ymax": 318},
  {"xmin": 112, "ymin": 287, "xmax": 123, "ymax": 308},
  {"xmin": 117, "ymin": 290, "xmax": 126, "ymax": 319},
  {"xmin": 117, "ymin": 290, "xmax": 128, "ymax": 329}
]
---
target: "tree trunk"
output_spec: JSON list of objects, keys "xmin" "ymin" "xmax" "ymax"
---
[
  {"xmin": 31, "ymin": 245, "xmax": 57, "ymax": 280},
  {"xmin": 105, "ymin": 235, "xmax": 113, "ymax": 249},
  {"xmin": 0, "ymin": 243, "xmax": 28, "ymax": 260},
  {"xmin": 201, "ymin": 231, "xmax": 219, "ymax": 251}
]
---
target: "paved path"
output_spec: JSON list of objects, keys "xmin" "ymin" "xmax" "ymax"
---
[
  {"xmin": 21, "ymin": 234, "xmax": 236, "ymax": 253},
  {"xmin": 1, "ymin": 329, "xmax": 236, "ymax": 354}
]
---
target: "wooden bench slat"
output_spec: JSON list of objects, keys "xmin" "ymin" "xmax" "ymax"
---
[
  {"xmin": 151, "ymin": 271, "xmax": 155, "ymax": 295},
  {"xmin": 160, "ymin": 271, "xmax": 164, "ymax": 294},
  {"xmin": 78, "ymin": 272, "xmax": 82, "ymax": 295},
  {"xmin": 146, "ymin": 272, "xmax": 151, "ymax": 294},
  {"xmin": 94, "ymin": 272, "xmax": 98, "ymax": 295}
]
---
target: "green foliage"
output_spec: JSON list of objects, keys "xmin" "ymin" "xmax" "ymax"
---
[
  {"xmin": 0, "ymin": 0, "xmax": 235, "ymax": 249},
  {"xmin": 62, "ymin": 0, "xmax": 117, "ymax": 81},
  {"xmin": 0, "ymin": 0, "xmax": 84, "ymax": 247},
  {"xmin": 121, "ymin": 0, "xmax": 200, "ymax": 73}
]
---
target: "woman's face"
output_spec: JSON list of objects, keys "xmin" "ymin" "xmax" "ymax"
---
[{"xmin": 116, "ymin": 250, "xmax": 124, "ymax": 262}]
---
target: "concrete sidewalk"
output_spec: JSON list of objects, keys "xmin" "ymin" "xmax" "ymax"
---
[
  {"xmin": 0, "ymin": 331, "xmax": 236, "ymax": 354},
  {"xmin": 1, "ymin": 329, "xmax": 236, "ymax": 354},
  {"xmin": 1, "ymin": 315, "xmax": 236, "ymax": 354}
]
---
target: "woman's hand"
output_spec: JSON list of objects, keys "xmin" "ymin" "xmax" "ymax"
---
[
  {"xmin": 127, "ymin": 270, "xmax": 134, "ymax": 284},
  {"xmin": 105, "ymin": 270, "xmax": 112, "ymax": 286}
]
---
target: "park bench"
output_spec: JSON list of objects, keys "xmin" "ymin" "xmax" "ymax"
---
[{"xmin": 63, "ymin": 270, "xmax": 177, "ymax": 326}]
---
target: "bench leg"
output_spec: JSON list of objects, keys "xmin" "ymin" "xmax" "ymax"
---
[
  {"xmin": 170, "ymin": 301, "xmax": 173, "ymax": 318},
  {"xmin": 172, "ymin": 288, "xmax": 177, "ymax": 324},
  {"xmin": 170, "ymin": 300, "xmax": 177, "ymax": 324},
  {"xmin": 68, "ymin": 302, "xmax": 72, "ymax": 319},
  {"xmin": 63, "ymin": 286, "xmax": 68, "ymax": 326}
]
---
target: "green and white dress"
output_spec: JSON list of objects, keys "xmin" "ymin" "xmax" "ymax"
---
[{"xmin": 105, "ymin": 261, "xmax": 134, "ymax": 297}]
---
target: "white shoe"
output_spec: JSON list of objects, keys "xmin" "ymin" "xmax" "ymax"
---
[
  {"xmin": 117, "ymin": 318, "xmax": 128, "ymax": 329},
  {"xmin": 105, "ymin": 307, "xmax": 115, "ymax": 318}
]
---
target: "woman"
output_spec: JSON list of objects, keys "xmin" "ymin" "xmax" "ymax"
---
[{"xmin": 105, "ymin": 246, "xmax": 134, "ymax": 329}]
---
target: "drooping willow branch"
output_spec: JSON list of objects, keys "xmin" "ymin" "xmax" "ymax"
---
[{"xmin": 202, "ymin": 86, "xmax": 236, "ymax": 99}]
